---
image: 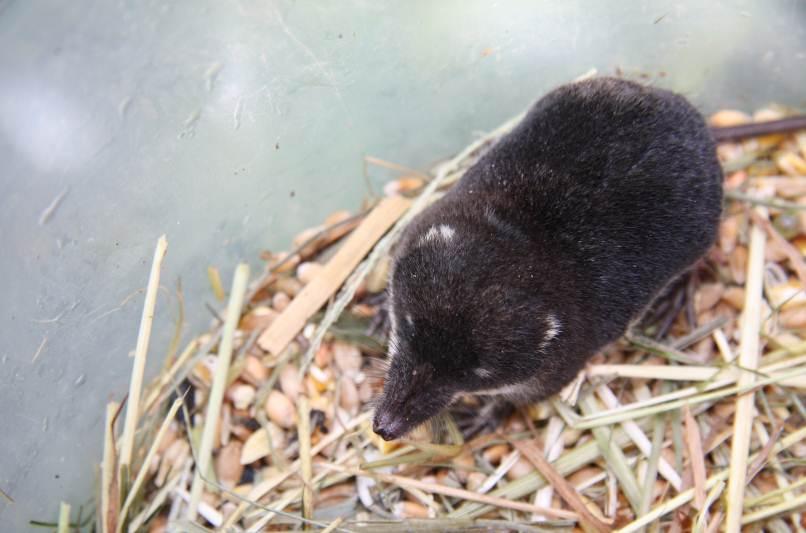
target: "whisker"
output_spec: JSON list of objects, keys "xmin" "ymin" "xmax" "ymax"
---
[
  {"xmin": 361, "ymin": 394, "xmax": 382, "ymax": 415},
  {"xmin": 428, "ymin": 413, "xmax": 450, "ymax": 442},
  {"xmin": 363, "ymin": 355, "xmax": 390, "ymax": 380}
]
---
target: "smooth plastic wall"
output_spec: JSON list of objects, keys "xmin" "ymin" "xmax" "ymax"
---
[{"xmin": 1, "ymin": 0, "xmax": 804, "ymax": 528}]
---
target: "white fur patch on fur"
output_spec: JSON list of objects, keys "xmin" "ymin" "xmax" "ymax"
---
[
  {"xmin": 439, "ymin": 224, "xmax": 455, "ymax": 240},
  {"xmin": 418, "ymin": 224, "xmax": 456, "ymax": 246},
  {"xmin": 544, "ymin": 313, "xmax": 561, "ymax": 342},
  {"xmin": 475, "ymin": 383, "xmax": 527, "ymax": 397},
  {"xmin": 474, "ymin": 367, "xmax": 492, "ymax": 379},
  {"xmin": 421, "ymin": 226, "xmax": 439, "ymax": 244},
  {"xmin": 406, "ymin": 313, "xmax": 414, "ymax": 327}
]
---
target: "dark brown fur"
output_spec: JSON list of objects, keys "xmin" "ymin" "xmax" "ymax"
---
[{"xmin": 373, "ymin": 77, "xmax": 723, "ymax": 440}]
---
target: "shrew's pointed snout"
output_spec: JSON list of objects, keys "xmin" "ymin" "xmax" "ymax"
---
[
  {"xmin": 372, "ymin": 360, "xmax": 455, "ymax": 441},
  {"xmin": 372, "ymin": 407, "xmax": 408, "ymax": 441}
]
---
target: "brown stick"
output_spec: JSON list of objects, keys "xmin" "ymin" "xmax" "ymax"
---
[
  {"xmin": 509, "ymin": 439, "xmax": 612, "ymax": 533},
  {"xmin": 711, "ymin": 115, "xmax": 806, "ymax": 142},
  {"xmin": 683, "ymin": 404, "xmax": 707, "ymax": 510},
  {"xmin": 326, "ymin": 464, "xmax": 579, "ymax": 520},
  {"xmin": 258, "ymin": 196, "xmax": 410, "ymax": 355},
  {"xmin": 746, "ymin": 424, "xmax": 783, "ymax": 482}
]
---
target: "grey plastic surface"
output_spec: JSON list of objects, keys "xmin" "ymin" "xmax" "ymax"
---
[{"xmin": 1, "ymin": 0, "xmax": 804, "ymax": 529}]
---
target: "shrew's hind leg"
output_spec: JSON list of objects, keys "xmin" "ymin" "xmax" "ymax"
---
[{"xmin": 636, "ymin": 265, "xmax": 704, "ymax": 340}]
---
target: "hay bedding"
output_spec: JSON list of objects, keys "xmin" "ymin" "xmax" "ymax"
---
[{"xmin": 48, "ymin": 102, "xmax": 806, "ymax": 533}]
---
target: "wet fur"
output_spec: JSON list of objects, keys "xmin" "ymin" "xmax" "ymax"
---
[{"xmin": 373, "ymin": 77, "xmax": 723, "ymax": 440}]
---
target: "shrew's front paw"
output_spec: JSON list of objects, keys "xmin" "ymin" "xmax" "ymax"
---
[{"xmin": 450, "ymin": 397, "xmax": 515, "ymax": 440}]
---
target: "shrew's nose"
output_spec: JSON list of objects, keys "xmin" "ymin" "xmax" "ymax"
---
[{"xmin": 373, "ymin": 409, "xmax": 406, "ymax": 441}]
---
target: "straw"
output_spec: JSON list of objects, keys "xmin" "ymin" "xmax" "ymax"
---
[
  {"xmin": 325, "ymin": 463, "xmax": 580, "ymax": 520},
  {"xmin": 742, "ymin": 493, "xmax": 806, "ymax": 526},
  {"xmin": 638, "ymin": 413, "xmax": 666, "ymax": 519},
  {"xmin": 725, "ymin": 206, "xmax": 767, "ymax": 533},
  {"xmin": 221, "ymin": 412, "xmax": 371, "ymax": 529},
  {"xmin": 187, "ymin": 263, "xmax": 250, "ymax": 520},
  {"xmin": 117, "ymin": 397, "xmax": 183, "ymax": 532},
  {"xmin": 119, "ymin": 235, "xmax": 168, "ymax": 489},
  {"xmin": 531, "ymin": 416, "xmax": 564, "ymax": 521},
  {"xmin": 573, "ymin": 365, "xmax": 806, "ymax": 429},
  {"xmin": 618, "ymin": 426, "xmax": 806, "ymax": 532},
  {"xmin": 298, "ymin": 395, "xmax": 314, "ymax": 521},
  {"xmin": 693, "ymin": 481, "xmax": 725, "ymax": 532},
  {"xmin": 101, "ymin": 401, "xmax": 120, "ymax": 533},
  {"xmin": 595, "ymin": 384, "xmax": 682, "ymax": 490},
  {"xmin": 207, "ymin": 266, "xmax": 225, "ymax": 301},
  {"xmin": 579, "ymin": 394, "xmax": 642, "ymax": 514},
  {"xmin": 57, "ymin": 502, "xmax": 71, "ymax": 533}
]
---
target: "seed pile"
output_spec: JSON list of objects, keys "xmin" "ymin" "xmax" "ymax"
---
[{"xmin": 55, "ymin": 105, "xmax": 806, "ymax": 533}]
